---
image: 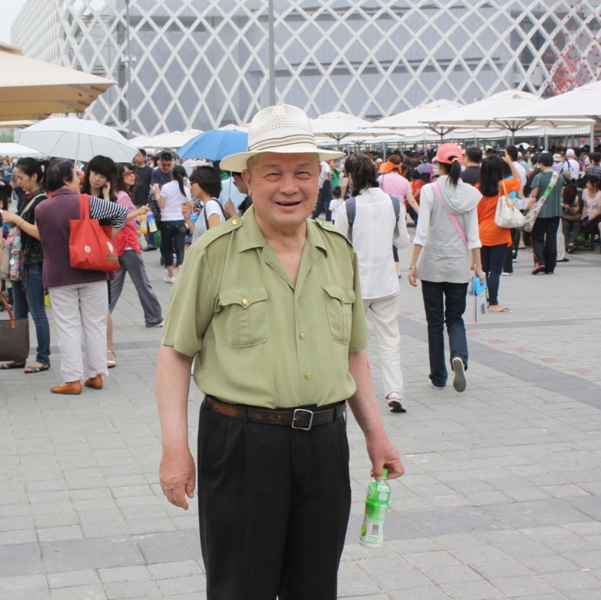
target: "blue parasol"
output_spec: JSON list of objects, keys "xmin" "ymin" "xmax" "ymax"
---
[{"xmin": 177, "ymin": 130, "xmax": 248, "ymax": 161}]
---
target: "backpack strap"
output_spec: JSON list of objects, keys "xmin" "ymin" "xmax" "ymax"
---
[
  {"xmin": 345, "ymin": 197, "xmax": 356, "ymax": 243},
  {"xmin": 345, "ymin": 194, "xmax": 401, "ymax": 242},
  {"xmin": 389, "ymin": 194, "xmax": 401, "ymax": 237}
]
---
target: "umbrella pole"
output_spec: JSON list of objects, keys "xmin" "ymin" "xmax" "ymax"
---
[{"xmin": 590, "ymin": 125, "xmax": 594, "ymax": 152}]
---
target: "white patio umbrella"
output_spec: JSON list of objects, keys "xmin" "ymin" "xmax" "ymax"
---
[
  {"xmin": 0, "ymin": 42, "xmax": 114, "ymax": 122},
  {"xmin": 18, "ymin": 117, "xmax": 139, "ymax": 162},
  {"xmin": 143, "ymin": 129, "xmax": 203, "ymax": 150},
  {"xmin": 499, "ymin": 80, "xmax": 601, "ymax": 125},
  {"xmin": 311, "ymin": 112, "xmax": 395, "ymax": 145},
  {"xmin": 425, "ymin": 90, "xmax": 594, "ymax": 142},
  {"xmin": 369, "ymin": 100, "xmax": 465, "ymax": 139}
]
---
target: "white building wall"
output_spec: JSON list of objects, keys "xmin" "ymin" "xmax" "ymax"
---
[{"xmin": 11, "ymin": 0, "xmax": 601, "ymax": 137}]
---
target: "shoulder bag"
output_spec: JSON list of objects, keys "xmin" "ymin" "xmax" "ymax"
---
[
  {"xmin": 69, "ymin": 194, "xmax": 120, "ymax": 271},
  {"xmin": 523, "ymin": 171, "xmax": 559, "ymax": 233},
  {"xmin": 0, "ymin": 290, "xmax": 30, "ymax": 362},
  {"xmin": 4, "ymin": 194, "xmax": 42, "ymax": 282},
  {"xmin": 494, "ymin": 181, "xmax": 526, "ymax": 228}
]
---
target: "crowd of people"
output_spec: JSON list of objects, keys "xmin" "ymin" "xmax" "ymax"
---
[
  {"xmin": 1, "ymin": 138, "xmax": 600, "ymax": 400},
  {"xmin": 2, "ymin": 104, "xmax": 601, "ymax": 598},
  {"xmin": 0, "ymin": 150, "xmax": 247, "ymax": 393}
]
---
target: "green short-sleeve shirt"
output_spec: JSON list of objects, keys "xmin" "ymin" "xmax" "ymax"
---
[
  {"xmin": 531, "ymin": 171, "xmax": 565, "ymax": 218},
  {"xmin": 161, "ymin": 207, "xmax": 369, "ymax": 409}
]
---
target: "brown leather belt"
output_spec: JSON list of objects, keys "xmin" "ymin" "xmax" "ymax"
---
[{"xmin": 206, "ymin": 396, "xmax": 346, "ymax": 431}]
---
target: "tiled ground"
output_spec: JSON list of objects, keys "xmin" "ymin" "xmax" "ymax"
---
[{"xmin": 1, "ymin": 236, "xmax": 600, "ymax": 599}]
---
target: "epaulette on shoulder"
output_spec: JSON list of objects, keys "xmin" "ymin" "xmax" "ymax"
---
[
  {"xmin": 313, "ymin": 218, "xmax": 353, "ymax": 246},
  {"xmin": 193, "ymin": 216, "xmax": 243, "ymax": 249}
]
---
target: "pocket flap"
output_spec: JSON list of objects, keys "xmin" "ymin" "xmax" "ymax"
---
[
  {"xmin": 323, "ymin": 285, "xmax": 356, "ymax": 305},
  {"xmin": 219, "ymin": 286, "xmax": 268, "ymax": 309}
]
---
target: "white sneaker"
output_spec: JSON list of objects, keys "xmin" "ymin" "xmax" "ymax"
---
[
  {"xmin": 164, "ymin": 276, "xmax": 176, "ymax": 284},
  {"xmin": 428, "ymin": 381, "xmax": 446, "ymax": 390},
  {"xmin": 387, "ymin": 393, "xmax": 406, "ymax": 413},
  {"xmin": 452, "ymin": 357, "xmax": 467, "ymax": 392}
]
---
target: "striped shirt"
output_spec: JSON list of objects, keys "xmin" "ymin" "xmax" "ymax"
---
[{"xmin": 89, "ymin": 196, "xmax": 128, "ymax": 229}]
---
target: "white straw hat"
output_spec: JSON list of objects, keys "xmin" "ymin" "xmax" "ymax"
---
[{"xmin": 221, "ymin": 104, "xmax": 344, "ymax": 172}]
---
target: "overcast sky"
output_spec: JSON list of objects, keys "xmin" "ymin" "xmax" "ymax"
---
[{"xmin": 0, "ymin": 0, "xmax": 28, "ymax": 45}]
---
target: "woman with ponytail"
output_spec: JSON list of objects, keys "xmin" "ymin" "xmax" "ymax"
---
[
  {"xmin": 0, "ymin": 158, "xmax": 51, "ymax": 372},
  {"xmin": 407, "ymin": 144, "xmax": 484, "ymax": 393},
  {"xmin": 156, "ymin": 164, "xmax": 190, "ymax": 283}
]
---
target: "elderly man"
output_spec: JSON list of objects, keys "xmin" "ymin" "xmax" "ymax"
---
[{"xmin": 156, "ymin": 105, "xmax": 403, "ymax": 600}]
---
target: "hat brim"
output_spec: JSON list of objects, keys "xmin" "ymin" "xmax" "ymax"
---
[{"xmin": 221, "ymin": 144, "xmax": 344, "ymax": 172}]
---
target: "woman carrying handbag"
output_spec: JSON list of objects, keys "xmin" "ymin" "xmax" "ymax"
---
[
  {"xmin": 0, "ymin": 158, "xmax": 51, "ymax": 372},
  {"xmin": 34, "ymin": 161, "xmax": 127, "ymax": 395},
  {"xmin": 476, "ymin": 153, "xmax": 522, "ymax": 313}
]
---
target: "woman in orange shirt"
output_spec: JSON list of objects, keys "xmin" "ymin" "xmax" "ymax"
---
[{"xmin": 476, "ymin": 153, "xmax": 522, "ymax": 313}]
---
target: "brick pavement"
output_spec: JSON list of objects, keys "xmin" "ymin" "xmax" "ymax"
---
[{"xmin": 1, "ymin": 240, "xmax": 600, "ymax": 599}]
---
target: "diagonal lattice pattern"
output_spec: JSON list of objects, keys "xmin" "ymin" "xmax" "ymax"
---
[{"xmin": 11, "ymin": 0, "xmax": 601, "ymax": 136}]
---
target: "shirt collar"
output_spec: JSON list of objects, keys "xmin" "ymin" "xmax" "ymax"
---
[{"xmin": 236, "ymin": 206, "xmax": 327, "ymax": 256}]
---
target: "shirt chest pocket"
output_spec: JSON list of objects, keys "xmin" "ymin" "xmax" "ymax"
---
[
  {"xmin": 218, "ymin": 286, "xmax": 270, "ymax": 348},
  {"xmin": 323, "ymin": 285, "xmax": 355, "ymax": 344}
]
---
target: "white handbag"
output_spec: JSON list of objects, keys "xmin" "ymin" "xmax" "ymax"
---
[{"xmin": 494, "ymin": 182, "xmax": 525, "ymax": 229}]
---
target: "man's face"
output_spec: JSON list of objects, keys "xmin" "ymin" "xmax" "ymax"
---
[
  {"xmin": 159, "ymin": 158, "xmax": 173, "ymax": 173},
  {"xmin": 134, "ymin": 153, "xmax": 145, "ymax": 167},
  {"xmin": 242, "ymin": 152, "xmax": 320, "ymax": 233}
]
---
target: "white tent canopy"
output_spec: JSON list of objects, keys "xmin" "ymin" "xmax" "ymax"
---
[
  {"xmin": 500, "ymin": 80, "xmax": 601, "ymax": 126},
  {"xmin": 0, "ymin": 42, "xmax": 115, "ymax": 122},
  {"xmin": 426, "ymin": 90, "xmax": 594, "ymax": 137}
]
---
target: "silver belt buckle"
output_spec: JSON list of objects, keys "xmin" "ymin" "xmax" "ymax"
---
[{"xmin": 291, "ymin": 408, "xmax": 314, "ymax": 431}]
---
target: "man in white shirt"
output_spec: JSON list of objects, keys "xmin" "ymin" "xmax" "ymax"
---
[
  {"xmin": 506, "ymin": 146, "xmax": 527, "ymax": 190},
  {"xmin": 565, "ymin": 149, "xmax": 580, "ymax": 180}
]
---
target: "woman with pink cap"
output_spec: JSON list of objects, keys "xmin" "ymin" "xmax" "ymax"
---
[{"xmin": 407, "ymin": 143, "xmax": 485, "ymax": 393}]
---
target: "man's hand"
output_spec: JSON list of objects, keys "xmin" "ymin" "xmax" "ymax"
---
[
  {"xmin": 407, "ymin": 267, "xmax": 418, "ymax": 287},
  {"xmin": 366, "ymin": 433, "xmax": 405, "ymax": 480},
  {"xmin": 224, "ymin": 199, "xmax": 238, "ymax": 219},
  {"xmin": 160, "ymin": 446, "xmax": 196, "ymax": 510}
]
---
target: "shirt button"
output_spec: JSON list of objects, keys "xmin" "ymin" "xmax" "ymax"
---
[
  {"xmin": 232, "ymin": 219, "xmax": 239, "ymax": 225},
  {"xmin": 299, "ymin": 332, "xmax": 306, "ymax": 339},
  {"xmin": 305, "ymin": 372, "xmax": 312, "ymax": 379},
  {"xmin": 341, "ymin": 298, "xmax": 346, "ymax": 304},
  {"xmin": 242, "ymin": 298, "xmax": 249, "ymax": 306}
]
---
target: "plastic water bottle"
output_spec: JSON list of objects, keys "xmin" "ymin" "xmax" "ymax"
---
[
  {"xmin": 359, "ymin": 469, "xmax": 391, "ymax": 548},
  {"xmin": 139, "ymin": 214, "xmax": 148, "ymax": 234},
  {"xmin": 147, "ymin": 213, "xmax": 157, "ymax": 232}
]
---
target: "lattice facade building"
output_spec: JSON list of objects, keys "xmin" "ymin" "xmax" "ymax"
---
[{"xmin": 12, "ymin": 0, "xmax": 601, "ymax": 136}]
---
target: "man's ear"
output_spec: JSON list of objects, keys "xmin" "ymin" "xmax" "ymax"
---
[{"xmin": 241, "ymin": 169, "xmax": 252, "ymax": 197}]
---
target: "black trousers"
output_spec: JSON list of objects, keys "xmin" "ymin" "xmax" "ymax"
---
[
  {"xmin": 197, "ymin": 400, "xmax": 351, "ymax": 600},
  {"xmin": 420, "ymin": 281, "xmax": 469, "ymax": 388},
  {"xmin": 311, "ymin": 180, "xmax": 332, "ymax": 221},
  {"xmin": 531, "ymin": 216, "xmax": 560, "ymax": 273}
]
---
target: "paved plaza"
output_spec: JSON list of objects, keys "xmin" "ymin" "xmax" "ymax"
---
[{"xmin": 1, "ymin": 239, "xmax": 600, "ymax": 600}]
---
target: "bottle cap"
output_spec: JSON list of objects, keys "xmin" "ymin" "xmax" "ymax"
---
[{"xmin": 381, "ymin": 468, "xmax": 388, "ymax": 479}]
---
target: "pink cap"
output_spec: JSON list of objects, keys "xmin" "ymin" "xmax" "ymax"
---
[{"xmin": 434, "ymin": 143, "xmax": 464, "ymax": 165}]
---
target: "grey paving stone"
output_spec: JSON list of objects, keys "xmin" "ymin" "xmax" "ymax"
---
[
  {"xmin": 50, "ymin": 584, "xmax": 107, "ymax": 599},
  {"xmin": 485, "ymin": 499, "xmax": 594, "ymax": 530},
  {"xmin": 0, "ymin": 574, "xmax": 49, "ymax": 600},
  {"xmin": 42, "ymin": 536, "xmax": 145, "ymax": 573},
  {"xmin": 565, "ymin": 495, "xmax": 601, "ymax": 521},
  {"xmin": 0, "ymin": 542, "xmax": 43, "ymax": 577},
  {"xmin": 103, "ymin": 579, "xmax": 161, "ymax": 599},
  {"xmin": 135, "ymin": 530, "xmax": 201, "ymax": 564},
  {"xmin": 404, "ymin": 506, "xmax": 510, "ymax": 538}
]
